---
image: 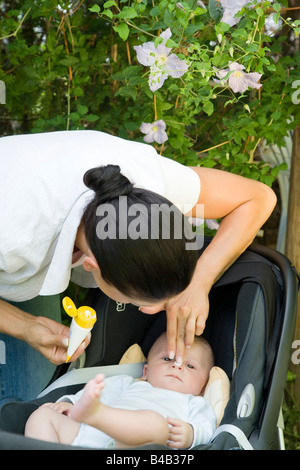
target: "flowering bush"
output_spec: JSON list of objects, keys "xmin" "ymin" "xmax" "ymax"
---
[
  {"xmin": 0, "ymin": 0, "xmax": 299, "ymax": 186},
  {"xmin": 89, "ymin": 0, "xmax": 300, "ymax": 185}
]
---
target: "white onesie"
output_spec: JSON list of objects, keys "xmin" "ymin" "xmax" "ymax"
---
[{"xmin": 59, "ymin": 375, "xmax": 217, "ymax": 449}]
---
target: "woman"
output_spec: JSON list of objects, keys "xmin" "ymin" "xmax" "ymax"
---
[{"xmin": 0, "ymin": 130, "xmax": 276, "ymax": 400}]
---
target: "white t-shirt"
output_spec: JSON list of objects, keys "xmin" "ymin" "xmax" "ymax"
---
[
  {"xmin": 61, "ymin": 375, "xmax": 216, "ymax": 449},
  {"xmin": 0, "ymin": 130, "xmax": 200, "ymax": 301}
]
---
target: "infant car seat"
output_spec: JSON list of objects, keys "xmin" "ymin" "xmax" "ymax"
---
[{"xmin": 0, "ymin": 238, "xmax": 298, "ymax": 450}]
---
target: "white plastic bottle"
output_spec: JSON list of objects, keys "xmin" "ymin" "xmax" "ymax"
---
[{"xmin": 62, "ymin": 296, "xmax": 97, "ymax": 363}]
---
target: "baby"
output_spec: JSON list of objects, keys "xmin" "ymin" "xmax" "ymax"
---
[{"xmin": 25, "ymin": 333, "xmax": 216, "ymax": 449}]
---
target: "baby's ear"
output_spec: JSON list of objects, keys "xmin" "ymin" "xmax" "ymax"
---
[{"xmin": 142, "ymin": 364, "xmax": 148, "ymax": 380}]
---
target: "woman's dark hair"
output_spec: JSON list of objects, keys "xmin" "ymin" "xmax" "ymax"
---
[{"xmin": 82, "ymin": 164, "xmax": 197, "ymax": 302}]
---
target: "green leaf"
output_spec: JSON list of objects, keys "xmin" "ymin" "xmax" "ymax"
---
[
  {"xmin": 103, "ymin": 9, "xmax": 113, "ymax": 19},
  {"xmin": 69, "ymin": 112, "xmax": 81, "ymax": 121},
  {"xmin": 115, "ymin": 86, "xmax": 138, "ymax": 100},
  {"xmin": 273, "ymin": 3, "xmax": 281, "ymax": 13},
  {"xmin": 261, "ymin": 174, "xmax": 274, "ymax": 187},
  {"xmin": 104, "ymin": 0, "xmax": 118, "ymax": 8},
  {"xmin": 72, "ymin": 87, "xmax": 84, "ymax": 97},
  {"xmin": 154, "ymin": 36, "xmax": 164, "ymax": 48},
  {"xmin": 117, "ymin": 7, "xmax": 138, "ymax": 19},
  {"xmin": 113, "ymin": 23, "xmax": 130, "ymax": 41},
  {"xmin": 59, "ymin": 56, "xmax": 80, "ymax": 66},
  {"xmin": 169, "ymin": 137, "xmax": 184, "ymax": 149},
  {"xmin": 46, "ymin": 30, "xmax": 56, "ymax": 52},
  {"xmin": 85, "ymin": 114, "xmax": 99, "ymax": 122},
  {"xmin": 271, "ymin": 111, "xmax": 282, "ymax": 120},
  {"xmin": 165, "ymin": 39, "xmax": 179, "ymax": 48},
  {"xmin": 77, "ymin": 104, "xmax": 88, "ymax": 115},
  {"xmin": 203, "ymin": 100, "xmax": 214, "ymax": 116},
  {"xmin": 89, "ymin": 4, "xmax": 100, "ymax": 13}
]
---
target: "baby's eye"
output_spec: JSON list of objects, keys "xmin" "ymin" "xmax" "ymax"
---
[
  {"xmin": 162, "ymin": 356, "xmax": 171, "ymax": 361},
  {"xmin": 186, "ymin": 363, "xmax": 194, "ymax": 369}
]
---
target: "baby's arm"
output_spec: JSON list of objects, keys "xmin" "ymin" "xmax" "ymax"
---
[{"xmin": 166, "ymin": 417, "xmax": 194, "ymax": 449}]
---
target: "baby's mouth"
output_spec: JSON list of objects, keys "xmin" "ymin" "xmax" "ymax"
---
[{"xmin": 166, "ymin": 374, "xmax": 182, "ymax": 382}]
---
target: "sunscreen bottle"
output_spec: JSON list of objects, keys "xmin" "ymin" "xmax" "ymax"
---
[{"xmin": 62, "ymin": 296, "xmax": 97, "ymax": 363}]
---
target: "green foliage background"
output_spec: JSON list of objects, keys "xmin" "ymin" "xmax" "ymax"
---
[{"xmin": 0, "ymin": 0, "xmax": 299, "ymax": 185}]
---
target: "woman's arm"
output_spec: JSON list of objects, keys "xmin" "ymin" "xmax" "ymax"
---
[
  {"xmin": 190, "ymin": 165, "xmax": 276, "ymax": 291},
  {"xmin": 0, "ymin": 299, "xmax": 90, "ymax": 364},
  {"xmin": 162, "ymin": 167, "xmax": 276, "ymax": 362},
  {"xmin": 0, "ymin": 299, "xmax": 34, "ymax": 340}
]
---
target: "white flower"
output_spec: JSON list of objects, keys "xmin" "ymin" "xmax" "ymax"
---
[
  {"xmin": 264, "ymin": 13, "xmax": 283, "ymax": 37},
  {"xmin": 219, "ymin": 0, "xmax": 253, "ymax": 26},
  {"xmin": 205, "ymin": 219, "xmax": 220, "ymax": 230},
  {"xmin": 188, "ymin": 218, "xmax": 219, "ymax": 230},
  {"xmin": 140, "ymin": 120, "xmax": 168, "ymax": 144},
  {"xmin": 188, "ymin": 217, "xmax": 204, "ymax": 227},
  {"xmin": 219, "ymin": 1, "xmax": 277, "ymax": 27},
  {"xmin": 196, "ymin": 1, "xmax": 206, "ymax": 9},
  {"xmin": 216, "ymin": 62, "xmax": 262, "ymax": 93},
  {"xmin": 134, "ymin": 28, "xmax": 188, "ymax": 92}
]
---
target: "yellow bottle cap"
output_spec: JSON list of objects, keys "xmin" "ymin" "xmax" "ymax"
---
[
  {"xmin": 62, "ymin": 296, "xmax": 97, "ymax": 329},
  {"xmin": 62, "ymin": 297, "xmax": 78, "ymax": 317},
  {"xmin": 75, "ymin": 306, "xmax": 97, "ymax": 329}
]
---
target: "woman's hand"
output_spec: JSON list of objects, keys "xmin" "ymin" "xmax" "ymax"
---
[
  {"xmin": 139, "ymin": 264, "xmax": 210, "ymax": 364},
  {"xmin": 139, "ymin": 275, "xmax": 210, "ymax": 364},
  {"xmin": 24, "ymin": 316, "xmax": 91, "ymax": 365},
  {"xmin": 164, "ymin": 276, "xmax": 210, "ymax": 363}
]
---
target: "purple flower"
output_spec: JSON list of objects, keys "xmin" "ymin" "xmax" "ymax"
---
[
  {"xmin": 134, "ymin": 28, "xmax": 188, "ymax": 92},
  {"xmin": 140, "ymin": 120, "xmax": 168, "ymax": 144},
  {"xmin": 216, "ymin": 62, "xmax": 262, "ymax": 93}
]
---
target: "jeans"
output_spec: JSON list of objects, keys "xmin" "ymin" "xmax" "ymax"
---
[{"xmin": 0, "ymin": 295, "xmax": 61, "ymax": 402}]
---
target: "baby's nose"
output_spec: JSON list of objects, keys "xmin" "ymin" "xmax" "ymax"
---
[{"xmin": 172, "ymin": 360, "xmax": 182, "ymax": 370}]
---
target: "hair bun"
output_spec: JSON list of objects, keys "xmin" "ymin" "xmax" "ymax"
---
[{"xmin": 83, "ymin": 165, "xmax": 133, "ymax": 204}]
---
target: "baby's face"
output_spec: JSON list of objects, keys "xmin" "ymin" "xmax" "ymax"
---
[{"xmin": 143, "ymin": 335, "xmax": 210, "ymax": 396}]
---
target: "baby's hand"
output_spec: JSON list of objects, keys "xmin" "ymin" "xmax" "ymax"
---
[
  {"xmin": 166, "ymin": 417, "xmax": 194, "ymax": 449},
  {"xmin": 40, "ymin": 401, "xmax": 74, "ymax": 415}
]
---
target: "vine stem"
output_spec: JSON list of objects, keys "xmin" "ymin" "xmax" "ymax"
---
[
  {"xmin": 0, "ymin": 7, "xmax": 32, "ymax": 41},
  {"xmin": 154, "ymin": 94, "xmax": 157, "ymax": 121},
  {"xmin": 66, "ymin": 78, "xmax": 71, "ymax": 131},
  {"xmin": 197, "ymin": 140, "xmax": 231, "ymax": 155}
]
